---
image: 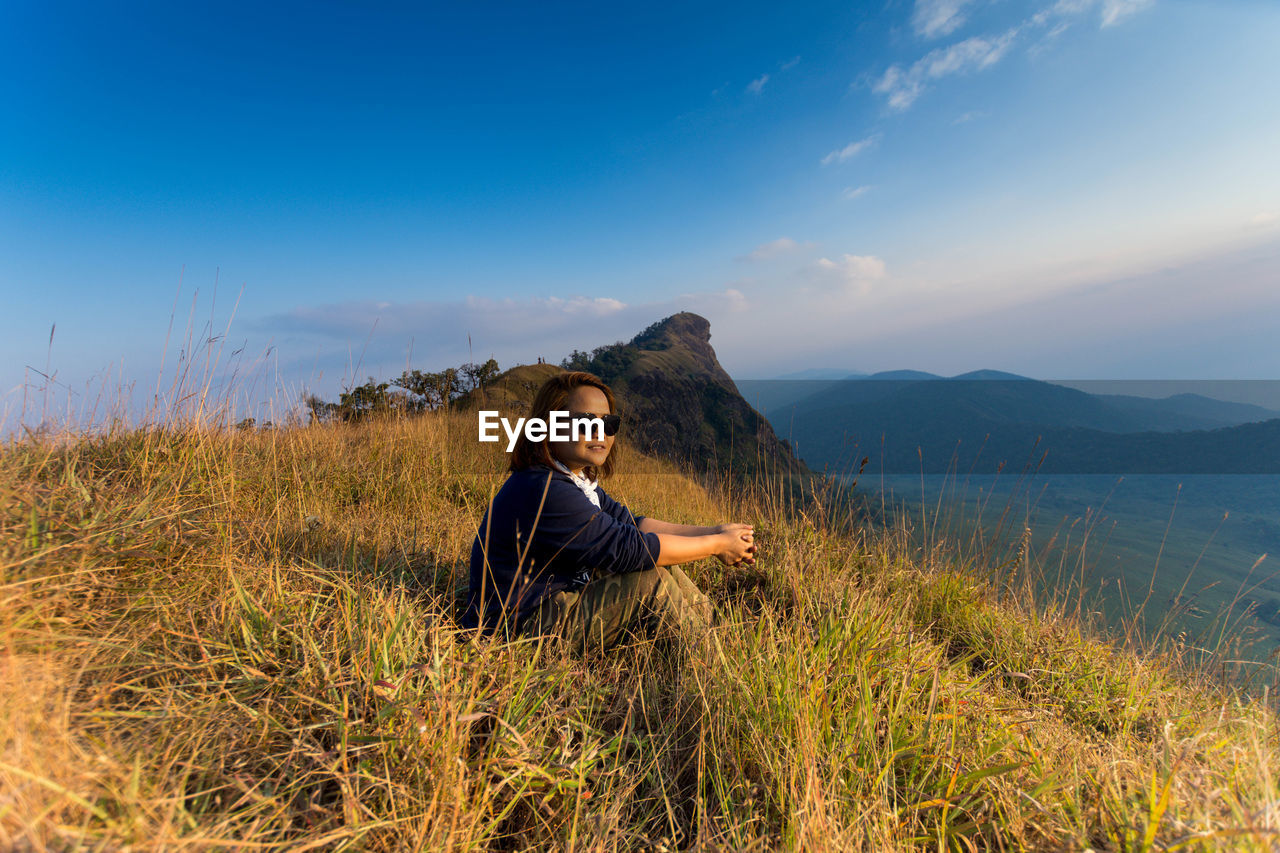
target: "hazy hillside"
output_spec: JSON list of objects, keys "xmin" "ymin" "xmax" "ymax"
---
[
  {"xmin": 1094, "ymin": 392, "xmax": 1280, "ymax": 431},
  {"xmin": 738, "ymin": 370, "xmax": 942, "ymax": 416},
  {"xmin": 758, "ymin": 373, "xmax": 1280, "ymax": 475},
  {"xmin": 770, "ymin": 369, "xmax": 868, "ymax": 380}
]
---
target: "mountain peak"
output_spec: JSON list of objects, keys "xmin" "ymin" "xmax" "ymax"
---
[
  {"xmin": 633, "ymin": 311, "xmax": 711, "ymax": 350},
  {"xmin": 575, "ymin": 312, "xmax": 804, "ymax": 479},
  {"xmin": 865, "ymin": 369, "xmax": 941, "ymax": 381},
  {"xmin": 628, "ymin": 312, "xmax": 732, "ymax": 383},
  {"xmin": 949, "ymin": 369, "xmax": 1035, "ymax": 381},
  {"xmin": 470, "ymin": 312, "xmax": 805, "ymax": 480}
]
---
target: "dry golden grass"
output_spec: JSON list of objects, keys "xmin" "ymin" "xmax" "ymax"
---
[{"xmin": 2, "ymin": 408, "xmax": 1279, "ymax": 851}]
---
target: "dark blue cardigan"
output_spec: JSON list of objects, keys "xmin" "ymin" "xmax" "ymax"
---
[{"xmin": 459, "ymin": 464, "xmax": 661, "ymax": 632}]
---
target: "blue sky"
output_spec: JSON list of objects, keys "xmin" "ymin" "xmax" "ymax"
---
[{"xmin": 3, "ymin": 0, "xmax": 1278, "ymax": 427}]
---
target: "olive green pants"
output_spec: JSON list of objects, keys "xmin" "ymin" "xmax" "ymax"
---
[{"xmin": 517, "ymin": 566, "xmax": 713, "ymax": 651}]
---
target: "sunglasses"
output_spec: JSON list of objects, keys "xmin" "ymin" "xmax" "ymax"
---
[{"xmin": 567, "ymin": 411, "xmax": 622, "ymax": 437}]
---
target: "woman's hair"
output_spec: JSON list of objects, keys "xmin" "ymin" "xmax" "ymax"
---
[{"xmin": 509, "ymin": 371, "xmax": 619, "ymax": 479}]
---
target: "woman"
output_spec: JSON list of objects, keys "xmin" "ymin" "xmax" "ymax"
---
[{"xmin": 459, "ymin": 371, "xmax": 756, "ymax": 650}]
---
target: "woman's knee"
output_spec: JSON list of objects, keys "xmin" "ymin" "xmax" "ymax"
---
[
  {"xmin": 666, "ymin": 566, "xmax": 709, "ymax": 602},
  {"xmin": 651, "ymin": 567, "xmax": 711, "ymax": 628}
]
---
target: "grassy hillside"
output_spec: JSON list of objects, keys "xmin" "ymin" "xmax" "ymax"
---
[{"xmin": 3, "ymin": 411, "xmax": 1279, "ymax": 850}]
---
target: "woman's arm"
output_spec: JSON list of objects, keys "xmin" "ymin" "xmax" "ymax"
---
[
  {"xmin": 638, "ymin": 517, "xmax": 719, "ymax": 536},
  {"xmin": 640, "ymin": 517, "xmax": 756, "ymax": 567},
  {"xmin": 639, "ymin": 518, "xmax": 755, "ymax": 538},
  {"xmin": 652, "ymin": 530, "xmax": 755, "ymax": 568}
]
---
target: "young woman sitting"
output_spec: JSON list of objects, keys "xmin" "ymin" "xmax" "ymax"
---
[{"xmin": 458, "ymin": 371, "xmax": 756, "ymax": 650}]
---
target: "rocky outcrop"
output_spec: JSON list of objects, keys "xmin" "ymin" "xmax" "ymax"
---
[
  {"xmin": 462, "ymin": 312, "xmax": 808, "ymax": 482},
  {"xmin": 460, "ymin": 312, "xmax": 809, "ymax": 483},
  {"xmin": 577, "ymin": 313, "xmax": 806, "ymax": 482}
]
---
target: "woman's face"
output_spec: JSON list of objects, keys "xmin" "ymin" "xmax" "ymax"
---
[{"xmin": 549, "ymin": 385, "xmax": 614, "ymax": 475}]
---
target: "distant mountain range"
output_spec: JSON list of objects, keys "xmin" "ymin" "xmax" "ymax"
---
[
  {"xmin": 739, "ymin": 371, "xmax": 1280, "ymax": 475},
  {"xmin": 743, "ymin": 372, "xmax": 1280, "ymax": 430}
]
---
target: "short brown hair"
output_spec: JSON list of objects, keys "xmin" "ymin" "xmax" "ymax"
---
[{"xmin": 509, "ymin": 371, "xmax": 619, "ymax": 479}]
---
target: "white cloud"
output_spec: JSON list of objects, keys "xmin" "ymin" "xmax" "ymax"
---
[
  {"xmin": 1041, "ymin": 0, "xmax": 1092, "ymax": 20},
  {"xmin": 821, "ymin": 135, "xmax": 878, "ymax": 166},
  {"xmin": 874, "ymin": 0, "xmax": 1156, "ymax": 110},
  {"xmin": 841, "ymin": 185, "xmax": 871, "ymax": 201},
  {"xmin": 547, "ymin": 296, "xmax": 627, "ymax": 315},
  {"xmin": 872, "ymin": 67, "xmax": 921, "ymax": 112},
  {"xmin": 912, "ymin": 0, "xmax": 979, "ymax": 39},
  {"xmin": 812, "ymin": 254, "xmax": 888, "ymax": 294},
  {"xmin": 873, "ymin": 29, "xmax": 1018, "ymax": 110},
  {"xmin": 746, "ymin": 73, "xmax": 769, "ymax": 95},
  {"xmin": 1100, "ymin": 0, "xmax": 1154, "ymax": 27},
  {"xmin": 1027, "ymin": 21, "xmax": 1071, "ymax": 57},
  {"xmin": 780, "ymin": 56, "xmax": 801, "ymax": 71},
  {"xmin": 745, "ymin": 237, "xmax": 815, "ymax": 262},
  {"xmin": 952, "ymin": 110, "xmax": 987, "ymax": 124},
  {"xmin": 930, "ymin": 33, "xmax": 1016, "ymax": 75},
  {"xmin": 1032, "ymin": 0, "xmax": 1148, "ymax": 28},
  {"xmin": 1251, "ymin": 211, "xmax": 1280, "ymax": 228},
  {"xmin": 678, "ymin": 287, "xmax": 751, "ymax": 313}
]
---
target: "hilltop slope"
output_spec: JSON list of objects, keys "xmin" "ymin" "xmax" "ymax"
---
[{"xmin": 3, "ymin": 412, "xmax": 1279, "ymax": 849}]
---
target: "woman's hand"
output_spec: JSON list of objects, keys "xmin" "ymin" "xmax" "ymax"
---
[
  {"xmin": 714, "ymin": 526, "xmax": 756, "ymax": 567},
  {"xmin": 651, "ymin": 521, "xmax": 756, "ymax": 568},
  {"xmin": 716, "ymin": 523, "xmax": 756, "ymax": 564}
]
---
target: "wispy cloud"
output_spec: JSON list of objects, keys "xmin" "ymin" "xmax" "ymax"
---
[
  {"xmin": 744, "ymin": 237, "xmax": 815, "ymax": 262},
  {"xmin": 1031, "ymin": 0, "xmax": 1156, "ymax": 30},
  {"xmin": 874, "ymin": 30, "xmax": 1018, "ymax": 111},
  {"xmin": 811, "ymin": 254, "xmax": 888, "ymax": 294},
  {"xmin": 952, "ymin": 109, "xmax": 987, "ymax": 124},
  {"xmin": 875, "ymin": 0, "xmax": 1156, "ymax": 110},
  {"xmin": 745, "ymin": 57, "xmax": 800, "ymax": 96},
  {"xmin": 1100, "ymin": 0, "xmax": 1154, "ymax": 27},
  {"xmin": 821, "ymin": 135, "xmax": 878, "ymax": 166},
  {"xmin": 678, "ymin": 287, "xmax": 750, "ymax": 313},
  {"xmin": 1027, "ymin": 21, "xmax": 1071, "ymax": 57},
  {"xmin": 912, "ymin": 0, "xmax": 979, "ymax": 39},
  {"xmin": 842, "ymin": 185, "xmax": 871, "ymax": 200}
]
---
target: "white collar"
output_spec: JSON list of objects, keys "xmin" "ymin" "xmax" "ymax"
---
[{"xmin": 550, "ymin": 459, "xmax": 600, "ymax": 508}]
